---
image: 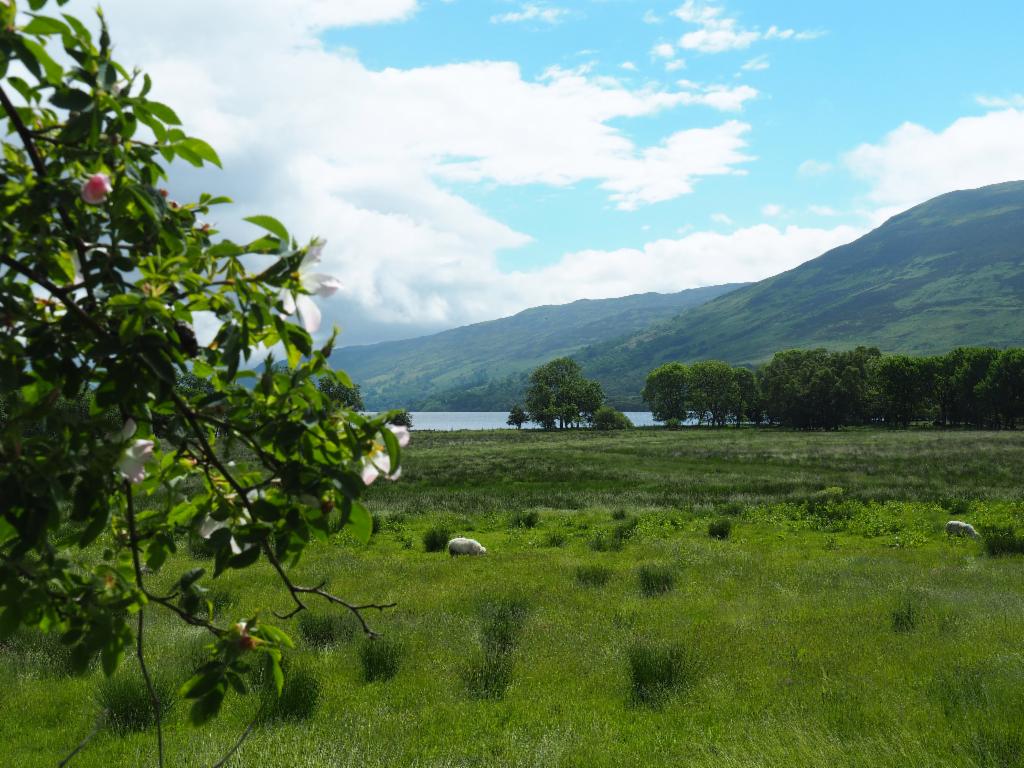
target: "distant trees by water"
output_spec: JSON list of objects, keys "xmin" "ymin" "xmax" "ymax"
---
[{"xmin": 643, "ymin": 346, "xmax": 1024, "ymax": 429}]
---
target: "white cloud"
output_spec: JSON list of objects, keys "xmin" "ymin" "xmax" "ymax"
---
[
  {"xmin": 741, "ymin": 54, "xmax": 769, "ymax": 71},
  {"xmin": 711, "ymin": 212, "xmax": 733, "ymax": 225},
  {"xmin": 76, "ymin": 0, "xmax": 761, "ymax": 342},
  {"xmin": 976, "ymin": 94, "xmax": 1024, "ymax": 109},
  {"xmin": 652, "ymin": 42, "xmax": 676, "ymax": 58},
  {"xmin": 809, "ymin": 205, "xmax": 839, "ymax": 217},
  {"xmin": 761, "ymin": 203, "xmax": 783, "ymax": 217},
  {"xmin": 845, "ymin": 108, "xmax": 1024, "ymax": 216},
  {"xmin": 643, "ymin": 10, "xmax": 662, "ymax": 24},
  {"xmin": 798, "ymin": 159, "xmax": 832, "ymax": 176},
  {"xmin": 665, "ymin": 59, "xmax": 687, "ymax": 72},
  {"xmin": 503, "ymin": 224, "xmax": 863, "ymax": 304},
  {"xmin": 674, "ymin": 82, "xmax": 758, "ymax": 112},
  {"xmin": 620, "ymin": 61, "xmax": 639, "ymax": 71},
  {"xmin": 672, "ymin": 1, "xmax": 821, "ymax": 53},
  {"xmin": 491, "ymin": 3, "xmax": 568, "ymax": 24}
]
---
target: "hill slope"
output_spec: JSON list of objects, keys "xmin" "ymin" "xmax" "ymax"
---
[
  {"xmin": 330, "ymin": 284, "xmax": 746, "ymax": 410},
  {"xmin": 580, "ymin": 181, "xmax": 1024, "ymax": 407}
]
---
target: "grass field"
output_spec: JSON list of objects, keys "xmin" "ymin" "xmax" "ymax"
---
[{"xmin": 3, "ymin": 428, "xmax": 1024, "ymax": 767}]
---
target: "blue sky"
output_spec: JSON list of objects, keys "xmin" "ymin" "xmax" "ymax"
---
[
  {"xmin": 86, "ymin": 0, "xmax": 1024, "ymax": 344},
  {"xmin": 326, "ymin": 0, "xmax": 1020, "ymax": 268}
]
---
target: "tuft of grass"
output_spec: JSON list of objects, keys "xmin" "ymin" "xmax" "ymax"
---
[
  {"xmin": 422, "ymin": 526, "xmax": 451, "ymax": 553},
  {"xmin": 1, "ymin": 628, "xmax": 88, "ymax": 677},
  {"xmin": 544, "ymin": 531, "xmax": 568, "ymax": 548},
  {"xmin": 359, "ymin": 637, "xmax": 402, "ymax": 683},
  {"xmin": 589, "ymin": 517, "xmax": 639, "ymax": 552},
  {"xmin": 637, "ymin": 564, "xmax": 675, "ymax": 597},
  {"xmin": 478, "ymin": 597, "xmax": 530, "ymax": 656},
  {"xmin": 708, "ymin": 517, "xmax": 733, "ymax": 540},
  {"xmin": 575, "ymin": 564, "xmax": 613, "ymax": 588},
  {"xmin": 980, "ymin": 525, "xmax": 1024, "ymax": 557},
  {"xmin": 96, "ymin": 669, "xmax": 174, "ymax": 734},
  {"xmin": 509, "ymin": 509, "xmax": 540, "ymax": 529},
  {"xmin": 627, "ymin": 640, "xmax": 697, "ymax": 707},
  {"xmin": 298, "ymin": 611, "xmax": 357, "ymax": 649},
  {"xmin": 464, "ymin": 652, "xmax": 515, "ymax": 700},
  {"xmin": 463, "ymin": 597, "xmax": 531, "ymax": 701},
  {"xmin": 891, "ymin": 593, "xmax": 921, "ymax": 633},
  {"xmin": 260, "ymin": 664, "xmax": 322, "ymax": 722},
  {"xmin": 610, "ymin": 508, "xmax": 629, "ymax": 521}
]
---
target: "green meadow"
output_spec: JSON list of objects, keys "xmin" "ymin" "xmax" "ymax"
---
[{"xmin": 3, "ymin": 428, "xmax": 1024, "ymax": 767}]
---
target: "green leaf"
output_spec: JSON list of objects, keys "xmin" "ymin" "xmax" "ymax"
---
[
  {"xmin": 20, "ymin": 39, "xmax": 63, "ymax": 83},
  {"xmin": 244, "ymin": 215, "xmax": 290, "ymax": 244},
  {"xmin": 50, "ymin": 88, "xmax": 93, "ymax": 111},
  {"xmin": 179, "ymin": 137, "xmax": 222, "ymax": 168},
  {"xmin": 344, "ymin": 501, "xmax": 373, "ymax": 544},
  {"xmin": 190, "ymin": 686, "xmax": 227, "ymax": 725},
  {"xmin": 23, "ymin": 16, "xmax": 69, "ymax": 36},
  {"xmin": 101, "ymin": 639, "xmax": 124, "ymax": 677},
  {"xmin": 146, "ymin": 100, "xmax": 181, "ymax": 125}
]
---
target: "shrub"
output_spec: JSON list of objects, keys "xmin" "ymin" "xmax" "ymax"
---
[
  {"xmin": 664, "ymin": 418, "xmax": 682, "ymax": 430},
  {"xmin": 510, "ymin": 509, "xmax": 540, "ymax": 529},
  {"xmin": 637, "ymin": 564, "xmax": 675, "ymax": 597},
  {"xmin": 423, "ymin": 526, "xmax": 451, "ymax": 553},
  {"xmin": 708, "ymin": 517, "xmax": 733, "ymax": 540},
  {"xmin": 298, "ymin": 611, "xmax": 358, "ymax": 649},
  {"xmin": 980, "ymin": 525, "xmax": 1024, "ymax": 557},
  {"xmin": 627, "ymin": 641, "xmax": 696, "ymax": 706},
  {"xmin": 575, "ymin": 564, "xmax": 613, "ymax": 588},
  {"xmin": 97, "ymin": 669, "xmax": 174, "ymax": 734},
  {"xmin": 260, "ymin": 664, "xmax": 322, "ymax": 721},
  {"xmin": 359, "ymin": 637, "xmax": 402, "ymax": 683},
  {"xmin": 593, "ymin": 406, "xmax": 634, "ymax": 430}
]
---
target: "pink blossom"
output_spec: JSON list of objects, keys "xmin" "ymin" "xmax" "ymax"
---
[{"xmin": 81, "ymin": 173, "xmax": 113, "ymax": 205}]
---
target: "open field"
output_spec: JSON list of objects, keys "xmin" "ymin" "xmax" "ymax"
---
[{"xmin": 3, "ymin": 428, "xmax": 1024, "ymax": 767}]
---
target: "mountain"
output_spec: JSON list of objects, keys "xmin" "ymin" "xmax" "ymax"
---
[
  {"xmin": 330, "ymin": 284, "xmax": 747, "ymax": 410},
  {"xmin": 579, "ymin": 181, "xmax": 1024, "ymax": 407}
]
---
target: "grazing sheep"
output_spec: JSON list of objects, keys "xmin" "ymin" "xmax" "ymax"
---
[
  {"xmin": 945, "ymin": 520, "xmax": 980, "ymax": 539},
  {"xmin": 448, "ymin": 537, "xmax": 487, "ymax": 557}
]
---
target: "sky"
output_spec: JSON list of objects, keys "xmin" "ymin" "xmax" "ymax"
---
[{"xmin": 64, "ymin": 0, "xmax": 1024, "ymax": 346}]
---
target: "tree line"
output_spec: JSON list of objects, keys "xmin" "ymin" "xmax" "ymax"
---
[{"xmin": 643, "ymin": 346, "xmax": 1024, "ymax": 429}]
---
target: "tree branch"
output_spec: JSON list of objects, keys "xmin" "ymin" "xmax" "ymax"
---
[{"xmin": 209, "ymin": 703, "xmax": 263, "ymax": 768}]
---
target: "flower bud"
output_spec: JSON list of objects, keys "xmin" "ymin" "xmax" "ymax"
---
[{"xmin": 81, "ymin": 173, "xmax": 112, "ymax": 205}]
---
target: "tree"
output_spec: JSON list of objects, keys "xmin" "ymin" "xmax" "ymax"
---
[
  {"xmin": 732, "ymin": 367, "xmax": 761, "ymax": 425},
  {"xmin": 318, "ymin": 375, "xmax": 364, "ymax": 411},
  {"xmin": 873, "ymin": 354, "xmax": 932, "ymax": 427},
  {"xmin": 525, "ymin": 357, "xmax": 604, "ymax": 429},
  {"xmin": 642, "ymin": 362, "xmax": 689, "ymax": 422},
  {"xmin": 506, "ymin": 404, "xmax": 527, "ymax": 429},
  {"xmin": 0, "ymin": 5, "xmax": 405, "ymax": 762},
  {"xmin": 390, "ymin": 410, "xmax": 414, "ymax": 428},
  {"xmin": 688, "ymin": 360, "xmax": 737, "ymax": 426},
  {"xmin": 977, "ymin": 349, "xmax": 1024, "ymax": 429}
]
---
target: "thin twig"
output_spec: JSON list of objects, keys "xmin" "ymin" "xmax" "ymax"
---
[
  {"xmin": 209, "ymin": 703, "xmax": 264, "ymax": 768},
  {"xmin": 126, "ymin": 483, "xmax": 164, "ymax": 768},
  {"xmin": 56, "ymin": 712, "xmax": 105, "ymax": 768}
]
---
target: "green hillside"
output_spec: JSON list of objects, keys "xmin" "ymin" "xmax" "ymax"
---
[
  {"xmin": 580, "ymin": 181, "xmax": 1024, "ymax": 407},
  {"xmin": 330, "ymin": 284, "xmax": 746, "ymax": 410}
]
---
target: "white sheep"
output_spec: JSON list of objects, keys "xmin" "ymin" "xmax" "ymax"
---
[
  {"xmin": 945, "ymin": 520, "xmax": 980, "ymax": 539},
  {"xmin": 448, "ymin": 537, "xmax": 487, "ymax": 557}
]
